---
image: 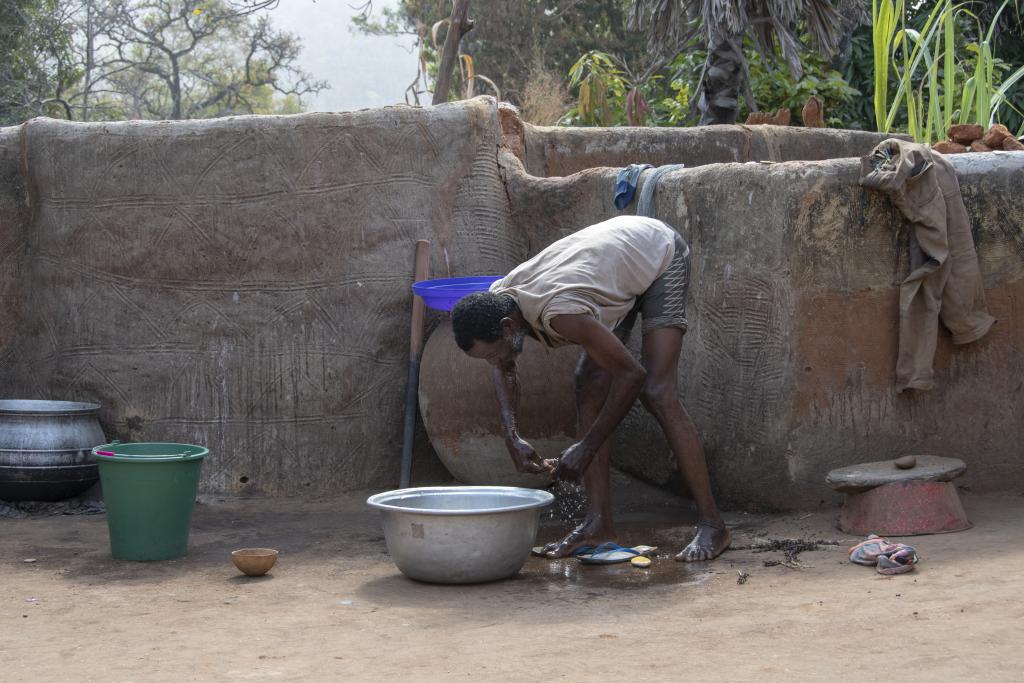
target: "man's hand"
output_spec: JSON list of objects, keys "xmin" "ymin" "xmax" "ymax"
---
[
  {"xmin": 552, "ymin": 441, "xmax": 595, "ymax": 482},
  {"xmin": 507, "ymin": 437, "xmax": 553, "ymax": 474}
]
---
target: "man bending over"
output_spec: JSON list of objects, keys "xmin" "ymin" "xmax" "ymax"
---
[{"xmin": 451, "ymin": 215, "xmax": 730, "ymax": 561}]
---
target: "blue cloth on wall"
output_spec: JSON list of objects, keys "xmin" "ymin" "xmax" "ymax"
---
[
  {"xmin": 635, "ymin": 163, "xmax": 686, "ymax": 217},
  {"xmin": 613, "ymin": 163, "xmax": 653, "ymax": 210}
]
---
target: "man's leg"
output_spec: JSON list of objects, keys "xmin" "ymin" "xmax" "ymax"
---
[
  {"xmin": 640, "ymin": 326, "xmax": 730, "ymax": 561},
  {"xmin": 542, "ymin": 351, "xmax": 615, "ymax": 558}
]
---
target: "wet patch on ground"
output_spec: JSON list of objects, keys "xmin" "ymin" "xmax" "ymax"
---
[
  {"xmin": 521, "ymin": 513, "xmax": 725, "ymax": 592},
  {"xmin": 514, "ymin": 553, "xmax": 713, "ymax": 592}
]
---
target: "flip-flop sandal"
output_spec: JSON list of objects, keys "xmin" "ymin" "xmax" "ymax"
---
[
  {"xmin": 849, "ymin": 534, "xmax": 900, "ymax": 566},
  {"xmin": 578, "ymin": 542, "xmax": 658, "ymax": 565},
  {"xmin": 579, "ymin": 543, "xmax": 639, "ymax": 564},
  {"xmin": 877, "ymin": 546, "xmax": 919, "ymax": 575}
]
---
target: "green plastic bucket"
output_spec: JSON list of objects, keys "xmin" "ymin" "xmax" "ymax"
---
[{"xmin": 92, "ymin": 442, "xmax": 209, "ymax": 561}]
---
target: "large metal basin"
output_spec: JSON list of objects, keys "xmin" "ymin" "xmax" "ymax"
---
[
  {"xmin": 367, "ymin": 486, "xmax": 554, "ymax": 584},
  {"xmin": 0, "ymin": 400, "xmax": 105, "ymax": 501}
]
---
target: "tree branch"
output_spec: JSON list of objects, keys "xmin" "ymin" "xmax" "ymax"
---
[{"xmin": 432, "ymin": 0, "xmax": 472, "ymax": 105}]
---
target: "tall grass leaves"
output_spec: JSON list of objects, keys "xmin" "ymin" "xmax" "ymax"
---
[{"xmin": 874, "ymin": 0, "xmax": 1024, "ymax": 141}]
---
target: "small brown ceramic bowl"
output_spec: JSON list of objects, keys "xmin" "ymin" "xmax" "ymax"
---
[{"xmin": 231, "ymin": 548, "xmax": 279, "ymax": 576}]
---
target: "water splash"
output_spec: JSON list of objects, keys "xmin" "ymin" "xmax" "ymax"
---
[{"xmin": 547, "ymin": 480, "xmax": 589, "ymax": 523}]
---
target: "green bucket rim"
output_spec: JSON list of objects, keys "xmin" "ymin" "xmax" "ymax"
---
[{"xmin": 92, "ymin": 442, "xmax": 209, "ymax": 462}]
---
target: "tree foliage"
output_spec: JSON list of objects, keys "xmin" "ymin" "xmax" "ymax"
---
[
  {"xmin": 358, "ymin": 0, "xmax": 855, "ymax": 127},
  {"xmin": 561, "ymin": 45, "xmax": 859, "ymax": 128},
  {"xmin": 628, "ymin": 0, "xmax": 844, "ymax": 124},
  {"xmin": 744, "ymin": 48, "xmax": 860, "ymax": 125},
  {"xmin": 353, "ymin": 0, "xmax": 648, "ymax": 106},
  {"xmin": 0, "ymin": 0, "xmax": 78, "ymax": 124},
  {"xmin": 87, "ymin": 0, "xmax": 325, "ymax": 120},
  {"xmin": 1, "ymin": 0, "xmax": 325, "ymax": 123}
]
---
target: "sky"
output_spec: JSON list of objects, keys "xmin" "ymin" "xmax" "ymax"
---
[{"xmin": 271, "ymin": 0, "xmax": 418, "ymax": 112}]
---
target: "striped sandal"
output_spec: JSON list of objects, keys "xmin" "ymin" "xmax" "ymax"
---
[
  {"xmin": 848, "ymin": 534, "xmax": 899, "ymax": 566},
  {"xmin": 877, "ymin": 546, "xmax": 919, "ymax": 575}
]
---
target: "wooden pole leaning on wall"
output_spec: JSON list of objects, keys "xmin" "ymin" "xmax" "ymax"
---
[{"xmin": 400, "ymin": 239, "xmax": 431, "ymax": 488}]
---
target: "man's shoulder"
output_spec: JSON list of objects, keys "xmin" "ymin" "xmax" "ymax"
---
[{"xmin": 592, "ymin": 215, "xmax": 674, "ymax": 234}]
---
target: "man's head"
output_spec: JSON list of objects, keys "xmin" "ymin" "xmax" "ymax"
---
[{"xmin": 451, "ymin": 292, "xmax": 526, "ymax": 365}]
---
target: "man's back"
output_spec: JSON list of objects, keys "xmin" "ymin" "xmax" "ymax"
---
[{"xmin": 490, "ymin": 216, "xmax": 677, "ymax": 346}]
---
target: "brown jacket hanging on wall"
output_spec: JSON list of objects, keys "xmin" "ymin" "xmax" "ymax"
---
[{"xmin": 859, "ymin": 139, "xmax": 996, "ymax": 392}]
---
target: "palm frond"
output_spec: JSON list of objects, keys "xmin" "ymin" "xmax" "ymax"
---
[
  {"xmin": 629, "ymin": 0, "xmax": 694, "ymax": 49},
  {"xmin": 769, "ymin": 13, "xmax": 805, "ymax": 78},
  {"xmin": 706, "ymin": 0, "xmax": 751, "ymax": 37},
  {"xmin": 802, "ymin": 0, "xmax": 843, "ymax": 55}
]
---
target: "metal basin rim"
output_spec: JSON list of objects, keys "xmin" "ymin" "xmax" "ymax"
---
[
  {"xmin": 367, "ymin": 486, "xmax": 554, "ymax": 516},
  {"xmin": 0, "ymin": 400, "xmax": 101, "ymax": 415}
]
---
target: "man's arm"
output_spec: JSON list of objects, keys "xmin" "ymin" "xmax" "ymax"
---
[
  {"xmin": 549, "ymin": 314, "xmax": 646, "ymax": 481},
  {"xmin": 492, "ymin": 359, "xmax": 553, "ymax": 474}
]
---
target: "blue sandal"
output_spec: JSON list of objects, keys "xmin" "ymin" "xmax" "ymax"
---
[{"xmin": 578, "ymin": 542, "xmax": 658, "ymax": 565}]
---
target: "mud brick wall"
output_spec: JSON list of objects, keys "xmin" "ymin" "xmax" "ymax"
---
[
  {"xmin": 522, "ymin": 123, "xmax": 904, "ymax": 177},
  {"xmin": 501, "ymin": 148, "xmax": 1024, "ymax": 509},
  {"xmin": 1, "ymin": 95, "xmax": 1021, "ymax": 506},
  {"xmin": 0, "ymin": 127, "xmax": 27, "ymax": 357},
  {"xmin": 0, "ymin": 99, "xmax": 523, "ymax": 495}
]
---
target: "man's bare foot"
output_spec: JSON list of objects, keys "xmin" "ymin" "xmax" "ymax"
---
[
  {"xmin": 541, "ymin": 516, "xmax": 611, "ymax": 558},
  {"xmin": 675, "ymin": 523, "xmax": 731, "ymax": 562}
]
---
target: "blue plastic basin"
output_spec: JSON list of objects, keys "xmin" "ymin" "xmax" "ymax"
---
[{"xmin": 412, "ymin": 276, "xmax": 503, "ymax": 312}]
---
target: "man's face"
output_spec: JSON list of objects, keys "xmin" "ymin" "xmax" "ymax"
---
[
  {"xmin": 466, "ymin": 338, "xmax": 518, "ymax": 367},
  {"xmin": 465, "ymin": 319, "xmax": 524, "ymax": 367}
]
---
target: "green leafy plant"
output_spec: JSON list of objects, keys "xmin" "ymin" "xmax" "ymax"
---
[
  {"xmin": 744, "ymin": 49, "xmax": 860, "ymax": 125},
  {"xmin": 563, "ymin": 50, "xmax": 629, "ymax": 126},
  {"xmin": 873, "ymin": 0, "xmax": 1024, "ymax": 141},
  {"xmin": 872, "ymin": 0, "xmax": 903, "ymax": 133},
  {"xmin": 563, "ymin": 42, "xmax": 860, "ymax": 128},
  {"xmin": 959, "ymin": 3, "xmax": 1024, "ymax": 132},
  {"xmin": 657, "ymin": 75, "xmax": 692, "ymax": 125}
]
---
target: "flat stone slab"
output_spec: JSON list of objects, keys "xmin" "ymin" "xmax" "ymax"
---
[{"xmin": 826, "ymin": 455, "xmax": 967, "ymax": 493}]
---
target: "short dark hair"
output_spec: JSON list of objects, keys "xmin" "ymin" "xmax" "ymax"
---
[{"xmin": 451, "ymin": 292, "xmax": 518, "ymax": 351}]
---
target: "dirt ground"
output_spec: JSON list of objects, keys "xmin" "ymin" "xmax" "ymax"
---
[{"xmin": 3, "ymin": 482, "xmax": 1023, "ymax": 682}]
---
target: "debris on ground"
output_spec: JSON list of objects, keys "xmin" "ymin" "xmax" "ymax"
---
[
  {"xmin": 733, "ymin": 538, "xmax": 841, "ymax": 569},
  {"xmin": 737, "ymin": 570, "xmax": 750, "ymax": 584}
]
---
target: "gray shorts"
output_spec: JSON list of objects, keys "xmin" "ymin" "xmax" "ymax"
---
[{"xmin": 613, "ymin": 232, "xmax": 690, "ymax": 342}]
